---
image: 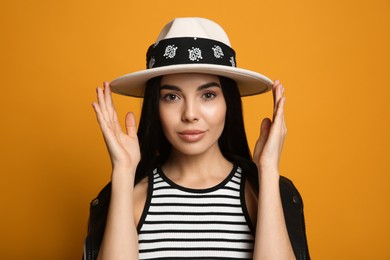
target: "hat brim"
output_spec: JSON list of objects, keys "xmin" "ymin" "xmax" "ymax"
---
[{"xmin": 110, "ymin": 64, "xmax": 273, "ymax": 97}]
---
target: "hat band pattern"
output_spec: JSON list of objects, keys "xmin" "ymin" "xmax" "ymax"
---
[{"xmin": 146, "ymin": 37, "xmax": 236, "ymax": 69}]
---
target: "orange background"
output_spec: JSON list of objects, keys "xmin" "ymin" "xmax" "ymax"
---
[{"xmin": 1, "ymin": 0, "xmax": 389, "ymax": 259}]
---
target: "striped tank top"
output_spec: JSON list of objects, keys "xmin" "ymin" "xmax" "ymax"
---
[{"xmin": 137, "ymin": 165, "xmax": 255, "ymax": 260}]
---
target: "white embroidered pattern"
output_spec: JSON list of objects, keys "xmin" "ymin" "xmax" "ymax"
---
[
  {"xmin": 188, "ymin": 47, "xmax": 203, "ymax": 61},
  {"xmin": 212, "ymin": 45, "xmax": 224, "ymax": 58},
  {"xmin": 229, "ymin": 56, "xmax": 236, "ymax": 67},
  {"xmin": 163, "ymin": 45, "xmax": 178, "ymax": 59},
  {"xmin": 148, "ymin": 56, "xmax": 155, "ymax": 68}
]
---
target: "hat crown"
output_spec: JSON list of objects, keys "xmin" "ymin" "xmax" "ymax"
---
[
  {"xmin": 110, "ymin": 17, "xmax": 272, "ymax": 97},
  {"xmin": 155, "ymin": 17, "xmax": 232, "ymax": 46}
]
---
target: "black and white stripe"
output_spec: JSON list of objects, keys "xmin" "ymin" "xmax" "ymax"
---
[{"xmin": 138, "ymin": 166, "xmax": 255, "ymax": 260}]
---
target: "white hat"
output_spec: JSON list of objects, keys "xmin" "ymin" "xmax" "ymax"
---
[{"xmin": 110, "ymin": 17, "xmax": 273, "ymax": 97}]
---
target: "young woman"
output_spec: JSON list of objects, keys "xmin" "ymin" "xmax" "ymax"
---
[{"xmin": 84, "ymin": 18, "xmax": 310, "ymax": 260}]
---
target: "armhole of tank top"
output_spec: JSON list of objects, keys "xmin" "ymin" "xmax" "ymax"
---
[
  {"xmin": 136, "ymin": 170, "xmax": 154, "ymax": 233},
  {"xmin": 241, "ymin": 172, "xmax": 256, "ymax": 235}
]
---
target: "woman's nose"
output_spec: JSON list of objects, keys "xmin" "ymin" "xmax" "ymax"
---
[{"xmin": 181, "ymin": 100, "xmax": 199, "ymax": 122}]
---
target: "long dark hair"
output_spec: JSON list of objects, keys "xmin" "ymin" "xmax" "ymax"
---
[{"xmin": 135, "ymin": 75, "xmax": 259, "ymax": 190}]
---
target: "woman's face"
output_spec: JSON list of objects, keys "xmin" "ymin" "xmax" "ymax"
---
[{"xmin": 159, "ymin": 73, "xmax": 226, "ymax": 157}]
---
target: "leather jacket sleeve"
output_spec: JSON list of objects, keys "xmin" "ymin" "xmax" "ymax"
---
[
  {"xmin": 83, "ymin": 177, "xmax": 310, "ymax": 260},
  {"xmin": 279, "ymin": 176, "xmax": 311, "ymax": 260},
  {"xmin": 83, "ymin": 183, "xmax": 111, "ymax": 260}
]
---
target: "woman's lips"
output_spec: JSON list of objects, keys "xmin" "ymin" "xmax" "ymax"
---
[{"xmin": 177, "ymin": 130, "xmax": 206, "ymax": 142}]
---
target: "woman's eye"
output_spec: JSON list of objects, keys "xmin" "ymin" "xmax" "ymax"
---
[
  {"xmin": 202, "ymin": 92, "xmax": 216, "ymax": 100},
  {"xmin": 162, "ymin": 93, "xmax": 179, "ymax": 102}
]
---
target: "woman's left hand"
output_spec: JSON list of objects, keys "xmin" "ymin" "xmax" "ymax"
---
[
  {"xmin": 253, "ymin": 80, "xmax": 287, "ymax": 176},
  {"xmin": 252, "ymin": 80, "xmax": 296, "ymax": 259}
]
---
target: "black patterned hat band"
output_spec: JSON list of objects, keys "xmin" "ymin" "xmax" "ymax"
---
[
  {"xmin": 146, "ymin": 37, "xmax": 236, "ymax": 69},
  {"xmin": 110, "ymin": 17, "xmax": 273, "ymax": 97}
]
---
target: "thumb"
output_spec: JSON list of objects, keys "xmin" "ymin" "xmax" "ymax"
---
[
  {"xmin": 253, "ymin": 118, "xmax": 271, "ymax": 161},
  {"xmin": 125, "ymin": 112, "xmax": 138, "ymax": 138}
]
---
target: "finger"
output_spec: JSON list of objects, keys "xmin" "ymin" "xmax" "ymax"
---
[
  {"xmin": 273, "ymin": 96, "xmax": 286, "ymax": 127},
  {"xmin": 92, "ymin": 102, "xmax": 110, "ymax": 134},
  {"xmin": 272, "ymin": 80, "xmax": 281, "ymax": 120},
  {"xmin": 269, "ymin": 97, "xmax": 287, "ymax": 161},
  {"xmin": 96, "ymin": 86, "xmax": 110, "ymax": 122},
  {"xmin": 280, "ymin": 97, "xmax": 287, "ymax": 135},
  {"xmin": 276, "ymin": 99, "xmax": 287, "ymax": 164},
  {"xmin": 112, "ymin": 106, "xmax": 122, "ymax": 135},
  {"xmin": 272, "ymin": 80, "xmax": 278, "ymax": 114},
  {"xmin": 253, "ymin": 118, "xmax": 271, "ymax": 162},
  {"xmin": 103, "ymin": 82, "xmax": 122, "ymax": 134},
  {"xmin": 104, "ymin": 82, "xmax": 115, "ymax": 120},
  {"xmin": 125, "ymin": 112, "xmax": 138, "ymax": 138},
  {"xmin": 268, "ymin": 98, "xmax": 286, "ymax": 145},
  {"xmin": 273, "ymin": 81, "xmax": 284, "ymax": 121}
]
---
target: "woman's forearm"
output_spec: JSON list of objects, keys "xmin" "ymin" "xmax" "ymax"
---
[
  {"xmin": 253, "ymin": 169, "xmax": 295, "ymax": 260},
  {"xmin": 97, "ymin": 167, "xmax": 139, "ymax": 260}
]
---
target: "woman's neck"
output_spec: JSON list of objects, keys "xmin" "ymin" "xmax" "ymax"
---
[{"xmin": 162, "ymin": 146, "xmax": 233, "ymax": 189}]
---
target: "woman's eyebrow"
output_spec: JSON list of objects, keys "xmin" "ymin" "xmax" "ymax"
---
[
  {"xmin": 160, "ymin": 82, "xmax": 221, "ymax": 92},
  {"xmin": 197, "ymin": 82, "xmax": 221, "ymax": 91},
  {"xmin": 160, "ymin": 84, "xmax": 182, "ymax": 92}
]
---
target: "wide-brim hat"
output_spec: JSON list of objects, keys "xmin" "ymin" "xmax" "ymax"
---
[{"xmin": 110, "ymin": 17, "xmax": 273, "ymax": 97}]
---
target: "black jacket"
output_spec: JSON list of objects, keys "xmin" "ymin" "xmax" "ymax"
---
[{"xmin": 83, "ymin": 176, "xmax": 310, "ymax": 260}]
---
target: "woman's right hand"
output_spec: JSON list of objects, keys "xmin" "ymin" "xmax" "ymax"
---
[
  {"xmin": 92, "ymin": 82, "xmax": 141, "ymax": 172},
  {"xmin": 93, "ymin": 82, "xmax": 140, "ymax": 260}
]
